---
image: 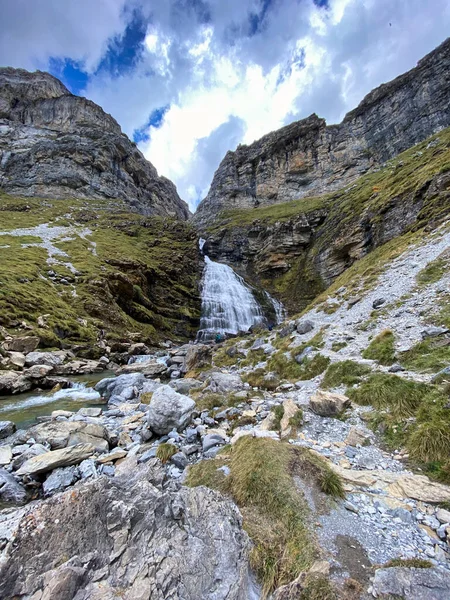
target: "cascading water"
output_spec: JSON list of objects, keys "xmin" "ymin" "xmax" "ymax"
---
[{"xmin": 197, "ymin": 239, "xmax": 284, "ymax": 341}]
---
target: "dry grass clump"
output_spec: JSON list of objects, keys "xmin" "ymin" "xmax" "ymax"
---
[{"xmin": 156, "ymin": 442, "xmax": 177, "ymax": 463}]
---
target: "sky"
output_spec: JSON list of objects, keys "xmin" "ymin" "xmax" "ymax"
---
[{"xmin": 1, "ymin": 1, "xmax": 449, "ymax": 211}]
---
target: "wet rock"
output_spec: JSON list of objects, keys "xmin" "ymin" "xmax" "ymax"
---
[
  {"xmin": 0, "ymin": 420, "xmax": 16, "ymax": 440},
  {"xmin": 147, "ymin": 385, "xmax": 195, "ymax": 435},
  {"xmin": 43, "ymin": 466, "xmax": 79, "ymax": 496},
  {"xmin": 17, "ymin": 443, "xmax": 95, "ymax": 476},
  {"xmin": 0, "ymin": 468, "xmax": 27, "ymax": 503},
  {"xmin": 310, "ymin": 390, "xmax": 350, "ymax": 417},
  {"xmin": 296, "ymin": 320, "xmax": 314, "ymax": 335},
  {"xmin": 372, "ymin": 566, "xmax": 450, "ymax": 599},
  {"xmin": 0, "ymin": 461, "xmax": 250, "ymax": 599}
]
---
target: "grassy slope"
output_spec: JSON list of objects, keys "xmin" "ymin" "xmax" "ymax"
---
[{"xmin": 0, "ymin": 195, "xmax": 201, "ymax": 348}]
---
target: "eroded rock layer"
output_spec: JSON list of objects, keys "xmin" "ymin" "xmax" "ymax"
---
[
  {"xmin": 0, "ymin": 68, "xmax": 189, "ymax": 219},
  {"xmin": 195, "ymin": 38, "xmax": 450, "ymax": 227}
]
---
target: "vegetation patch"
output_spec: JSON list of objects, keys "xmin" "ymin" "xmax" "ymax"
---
[
  {"xmin": 156, "ymin": 443, "xmax": 177, "ymax": 463},
  {"xmin": 322, "ymin": 360, "xmax": 371, "ymax": 389},
  {"xmin": 416, "ymin": 253, "xmax": 449, "ymax": 286},
  {"xmin": 401, "ymin": 337, "xmax": 450, "ymax": 373},
  {"xmin": 362, "ymin": 330, "xmax": 396, "ymax": 365},
  {"xmin": 264, "ymin": 350, "xmax": 330, "ymax": 382},
  {"xmin": 331, "ymin": 341, "xmax": 348, "ymax": 352},
  {"xmin": 383, "ymin": 558, "xmax": 432, "ymax": 569}
]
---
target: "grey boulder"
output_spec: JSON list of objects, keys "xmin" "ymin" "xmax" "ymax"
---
[
  {"xmin": 206, "ymin": 372, "xmax": 243, "ymax": 393},
  {"xmin": 0, "ymin": 420, "xmax": 16, "ymax": 440},
  {"xmin": 372, "ymin": 566, "xmax": 450, "ymax": 599},
  {"xmin": 0, "ymin": 468, "xmax": 27, "ymax": 503},
  {"xmin": 147, "ymin": 385, "xmax": 195, "ymax": 435}
]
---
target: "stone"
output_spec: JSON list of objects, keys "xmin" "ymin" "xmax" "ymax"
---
[
  {"xmin": 436, "ymin": 508, "xmax": 450, "ymax": 524},
  {"xmin": 0, "ymin": 468, "xmax": 27, "ymax": 503},
  {"xmin": 171, "ymin": 452, "xmax": 188, "ymax": 469},
  {"xmin": 280, "ymin": 398, "xmax": 302, "ymax": 439},
  {"xmin": 3, "ymin": 336, "xmax": 39, "ymax": 354},
  {"xmin": 310, "ymin": 390, "xmax": 350, "ymax": 417},
  {"xmin": 11, "ymin": 443, "xmax": 48, "ymax": 470},
  {"xmin": 0, "ymin": 372, "xmax": 21, "ymax": 394},
  {"xmin": 296, "ymin": 320, "xmax": 314, "ymax": 335},
  {"xmin": 294, "ymin": 346, "xmax": 313, "ymax": 364},
  {"xmin": 67, "ymin": 432, "xmax": 109, "ymax": 454},
  {"xmin": 0, "ymin": 460, "xmax": 251, "ymax": 599},
  {"xmin": 147, "ymin": 385, "xmax": 195, "ymax": 435},
  {"xmin": 77, "ymin": 407, "xmax": 102, "ymax": 418},
  {"xmin": 24, "ymin": 364, "xmax": 54, "ymax": 379},
  {"xmin": 372, "ymin": 566, "xmax": 450, "ymax": 599},
  {"xmin": 95, "ymin": 373, "xmax": 146, "ymax": 400},
  {"xmin": 202, "ymin": 433, "xmax": 227, "ymax": 452},
  {"xmin": 43, "ymin": 466, "xmax": 79, "ymax": 496},
  {"xmin": 26, "ymin": 420, "xmax": 110, "ymax": 450},
  {"xmin": 170, "ymin": 378, "xmax": 202, "ymax": 394},
  {"xmin": 79, "ymin": 459, "xmax": 97, "ymax": 479},
  {"xmin": 183, "ymin": 344, "xmax": 212, "ymax": 372},
  {"xmin": 17, "ymin": 444, "xmax": 96, "ymax": 476},
  {"xmin": 422, "ymin": 326, "xmax": 449, "ymax": 338},
  {"xmin": 345, "ymin": 426, "xmax": 370, "ymax": 447},
  {"xmin": 0, "ymin": 445, "xmax": 12, "ymax": 465},
  {"xmin": 6, "ymin": 351, "xmax": 26, "ymax": 368},
  {"xmin": 206, "ymin": 372, "xmax": 244, "ymax": 393},
  {"xmin": 96, "ymin": 448, "xmax": 128, "ymax": 464},
  {"xmin": 372, "ymin": 297, "xmax": 386, "ymax": 309},
  {"xmin": 25, "ymin": 351, "xmax": 66, "ymax": 367},
  {"xmin": 116, "ymin": 360, "xmax": 167, "ymax": 378},
  {"xmin": 231, "ymin": 428, "xmax": 279, "ymax": 444},
  {"xmin": 51, "ymin": 410, "xmax": 74, "ymax": 419},
  {"xmin": 0, "ymin": 420, "xmax": 16, "ymax": 440},
  {"xmin": 388, "ymin": 363, "xmax": 405, "ymax": 373}
]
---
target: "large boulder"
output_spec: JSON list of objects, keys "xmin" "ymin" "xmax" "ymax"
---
[
  {"xmin": 0, "ymin": 468, "xmax": 27, "ymax": 503},
  {"xmin": 372, "ymin": 566, "xmax": 450, "ymax": 599},
  {"xmin": 3, "ymin": 336, "xmax": 39, "ymax": 354},
  {"xmin": 0, "ymin": 461, "xmax": 251, "ymax": 600},
  {"xmin": 17, "ymin": 444, "xmax": 96, "ymax": 476},
  {"xmin": 147, "ymin": 385, "xmax": 195, "ymax": 435},
  {"xmin": 26, "ymin": 421, "xmax": 110, "ymax": 450},
  {"xmin": 95, "ymin": 373, "xmax": 146, "ymax": 400},
  {"xmin": 116, "ymin": 361, "xmax": 167, "ymax": 377},
  {"xmin": 25, "ymin": 351, "xmax": 66, "ymax": 368},
  {"xmin": 206, "ymin": 372, "xmax": 243, "ymax": 393},
  {"xmin": 183, "ymin": 344, "xmax": 212, "ymax": 372},
  {"xmin": 309, "ymin": 390, "xmax": 350, "ymax": 417}
]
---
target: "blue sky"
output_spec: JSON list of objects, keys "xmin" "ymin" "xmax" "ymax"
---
[{"xmin": 0, "ymin": 0, "xmax": 449, "ymax": 210}]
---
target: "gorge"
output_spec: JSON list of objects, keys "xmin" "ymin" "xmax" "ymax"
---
[{"xmin": 1, "ymin": 36, "xmax": 450, "ymax": 600}]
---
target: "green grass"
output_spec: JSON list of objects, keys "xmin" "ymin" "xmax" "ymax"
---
[
  {"xmin": 243, "ymin": 369, "xmax": 280, "ymax": 390},
  {"xmin": 401, "ymin": 337, "xmax": 450, "ymax": 373},
  {"xmin": 156, "ymin": 443, "xmax": 177, "ymax": 463},
  {"xmin": 383, "ymin": 558, "xmax": 432, "ymax": 569},
  {"xmin": 416, "ymin": 253, "xmax": 449, "ymax": 286},
  {"xmin": 331, "ymin": 341, "xmax": 347, "ymax": 352},
  {"xmin": 347, "ymin": 373, "xmax": 429, "ymax": 417},
  {"xmin": 322, "ymin": 360, "xmax": 371, "ymax": 388},
  {"xmin": 271, "ymin": 405, "xmax": 285, "ymax": 431},
  {"xmin": 264, "ymin": 351, "xmax": 330, "ymax": 382},
  {"xmin": 362, "ymin": 330, "xmax": 396, "ymax": 365}
]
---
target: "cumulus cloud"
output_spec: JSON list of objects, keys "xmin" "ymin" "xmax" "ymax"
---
[{"xmin": 1, "ymin": 0, "xmax": 449, "ymax": 210}]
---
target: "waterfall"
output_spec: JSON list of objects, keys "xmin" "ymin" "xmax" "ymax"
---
[{"xmin": 197, "ymin": 239, "xmax": 284, "ymax": 341}]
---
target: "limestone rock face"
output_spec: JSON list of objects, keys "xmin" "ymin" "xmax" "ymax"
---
[
  {"xmin": 195, "ymin": 38, "xmax": 450, "ymax": 227},
  {"xmin": 0, "ymin": 68, "xmax": 189, "ymax": 219},
  {"xmin": 0, "ymin": 461, "xmax": 251, "ymax": 600}
]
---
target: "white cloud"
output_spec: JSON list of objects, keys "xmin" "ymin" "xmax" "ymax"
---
[{"xmin": 1, "ymin": 0, "xmax": 449, "ymax": 211}]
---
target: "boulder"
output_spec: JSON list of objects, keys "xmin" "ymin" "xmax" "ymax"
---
[
  {"xmin": 0, "ymin": 468, "xmax": 27, "ymax": 503},
  {"xmin": 24, "ymin": 364, "xmax": 54, "ymax": 379},
  {"xmin": 116, "ymin": 361, "xmax": 167, "ymax": 377},
  {"xmin": 0, "ymin": 371, "xmax": 20, "ymax": 394},
  {"xmin": 202, "ymin": 433, "xmax": 227, "ymax": 453},
  {"xmin": 0, "ymin": 445, "xmax": 12, "ymax": 466},
  {"xmin": 3, "ymin": 336, "xmax": 39, "ymax": 354},
  {"xmin": 184, "ymin": 344, "xmax": 212, "ymax": 372},
  {"xmin": 17, "ymin": 444, "xmax": 96, "ymax": 476},
  {"xmin": 345, "ymin": 426, "xmax": 370, "ymax": 447},
  {"xmin": 95, "ymin": 373, "xmax": 146, "ymax": 400},
  {"xmin": 77, "ymin": 407, "xmax": 102, "ymax": 418},
  {"xmin": 422, "ymin": 326, "xmax": 449, "ymax": 338},
  {"xmin": 206, "ymin": 372, "xmax": 243, "ymax": 393},
  {"xmin": 372, "ymin": 566, "xmax": 450, "ymax": 599},
  {"xmin": 280, "ymin": 399, "xmax": 302, "ymax": 439},
  {"xmin": 170, "ymin": 378, "xmax": 202, "ymax": 395},
  {"xmin": 6, "ymin": 352, "xmax": 26, "ymax": 368},
  {"xmin": 310, "ymin": 390, "xmax": 350, "ymax": 417},
  {"xmin": 296, "ymin": 320, "xmax": 314, "ymax": 335},
  {"xmin": 54, "ymin": 360, "xmax": 105, "ymax": 376},
  {"xmin": 26, "ymin": 421, "xmax": 110, "ymax": 450},
  {"xmin": 67, "ymin": 432, "xmax": 109, "ymax": 454},
  {"xmin": 11, "ymin": 443, "xmax": 48, "ymax": 470},
  {"xmin": 0, "ymin": 420, "xmax": 16, "ymax": 440},
  {"xmin": 147, "ymin": 385, "xmax": 195, "ymax": 435},
  {"xmin": 43, "ymin": 466, "xmax": 79, "ymax": 496},
  {"xmin": 0, "ymin": 461, "xmax": 251, "ymax": 599},
  {"xmin": 25, "ymin": 351, "xmax": 66, "ymax": 367}
]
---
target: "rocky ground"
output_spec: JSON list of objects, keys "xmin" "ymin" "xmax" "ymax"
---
[{"xmin": 1, "ymin": 224, "xmax": 450, "ymax": 599}]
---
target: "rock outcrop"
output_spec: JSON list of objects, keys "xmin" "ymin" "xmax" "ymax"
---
[
  {"xmin": 195, "ymin": 37, "xmax": 450, "ymax": 227},
  {"xmin": 0, "ymin": 68, "xmax": 190, "ymax": 219},
  {"xmin": 0, "ymin": 460, "xmax": 251, "ymax": 600}
]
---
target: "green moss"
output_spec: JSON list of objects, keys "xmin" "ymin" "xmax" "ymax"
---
[
  {"xmin": 331, "ymin": 341, "xmax": 347, "ymax": 352},
  {"xmin": 322, "ymin": 360, "xmax": 371, "ymax": 388},
  {"xmin": 383, "ymin": 558, "xmax": 433, "ymax": 569},
  {"xmin": 362, "ymin": 330, "xmax": 396, "ymax": 365}
]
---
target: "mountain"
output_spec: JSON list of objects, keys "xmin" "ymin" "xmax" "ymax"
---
[
  {"xmin": 0, "ymin": 68, "xmax": 190, "ymax": 219},
  {"xmin": 194, "ymin": 37, "xmax": 450, "ymax": 228}
]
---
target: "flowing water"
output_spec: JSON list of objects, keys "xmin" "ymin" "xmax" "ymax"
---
[
  {"xmin": 0, "ymin": 372, "xmax": 112, "ymax": 429},
  {"xmin": 197, "ymin": 239, "xmax": 284, "ymax": 341}
]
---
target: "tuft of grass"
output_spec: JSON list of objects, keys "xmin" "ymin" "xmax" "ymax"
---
[
  {"xmin": 331, "ymin": 341, "xmax": 347, "ymax": 352},
  {"xmin": 289, "ymin": 409, "xmax": 304, "ymax": 431},
  {"xmin": 318, "ymin": 469, "xmax": 346, "ymax": 499},
  {"xmin": 299, "ymin": 575, "xmax": 338, "ymax": 600},
  {"xmin": 156, "ymin": 443, "xmax": 177, "ymax": 463},
  {"xmin": 243, "ymin": 369, "xmax": 279, "ymax": 390},
  {"xmin": 362, "ymin": 329, "xmax": 396, "ymax": 365},
  {"xmin": 383, "ymin": 558, "xmax": 432, "ymax": 569},
  {"xmin": 139, "ymin": 392, "xmax": 153, "ymax": 404},
  {"xmin": 271, "ymin": 405, "xmax": 285, "ymax": 431},
  {"xmin": 266, "ymin": 350, "xmax": 330, "ymax": 382},
  {"xmin": 407, "ymin": 390, "xmax": 450, "ymax": 463},
  {"xmin": 416, "ymin": 254, "xmax": 449, "ymax": 286},
  {"xmin": 185, "ymin": 457, "xmax": 229, "ymax": 491},
  {"xmin": 322, "ymin": 360, "xmax": 371, "ymax": 388},
  {"xmin": 293, "ymin": 449, "xmax": 345, "ymax": 499},
  {"xmin": 347, "ymin": 373, "xmax": 429, "ymax": 417},
  {"xmin": 240, "ymin": 348, "xmax": 267, "ymax": 367},
  {"xmin": 401, "ymin": 337, "xmax": 450, "ymax": 373}
]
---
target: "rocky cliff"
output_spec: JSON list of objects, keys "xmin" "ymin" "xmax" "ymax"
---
[
  {"xmin": 195, "ymin": 37, "xmax": 450, "ymax": 228},
  {"xmin": 0, "ymin": 68, "xmax": 190, "ymax": 219}
]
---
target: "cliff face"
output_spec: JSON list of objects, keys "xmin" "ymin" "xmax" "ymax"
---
[
  {"xmin": 0, "ymin": 68, "xmax": 190, "ymax": 219},
  {"xmin": 195, "ymin": 38, "xmax": 450, "ymax": 228}
]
